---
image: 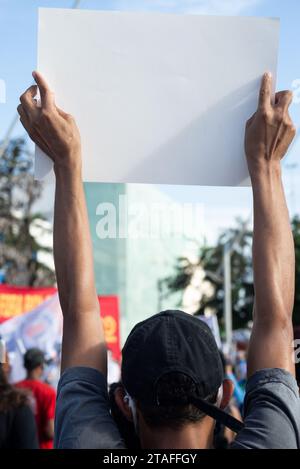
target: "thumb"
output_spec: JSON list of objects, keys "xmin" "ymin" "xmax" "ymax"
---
[
  {"xmin": 56, "ymin": 106, "xmax": 72, "ymax": 120},
  {"xmin": 32, "ymin": 71, "xmax": 55, "ymax": 109}
]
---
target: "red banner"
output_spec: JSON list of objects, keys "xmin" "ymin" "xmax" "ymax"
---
[
  {"xmin": 98, "ymin": 296, "xmax": 121, "ymax": 362},
  {"xmin": 0, "ymin": 285, "xmax": 57, "ymax": 323},
  {"xmin": 0, "ymin": 285, "xmax": 121, "ymax": 362}
]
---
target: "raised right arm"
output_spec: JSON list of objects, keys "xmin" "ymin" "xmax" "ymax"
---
[{"xmin": 245, "ymin": 73, "xmax": 296, "ymax": 377}]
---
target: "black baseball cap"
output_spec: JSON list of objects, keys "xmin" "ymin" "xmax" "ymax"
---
[
  {"xmin": 122, "ymin": 310, "xmax": 243, "ymax": 433},
  {"xmin": 24, "ymin": 348, "xmax": 46, "ymax": 371}
]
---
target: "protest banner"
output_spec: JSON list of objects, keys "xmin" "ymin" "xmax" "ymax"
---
[
  {"xmin": 0, "ymin": 286, "xmax": 121, "ymax": 363},
  {"xmin": 0, "ymin": 285, "xmax": 56, "ymax": 323}
]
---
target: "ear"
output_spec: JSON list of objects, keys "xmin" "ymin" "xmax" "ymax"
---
[
  {"xmin": 220, "ymin": 378, "xmax": 234, "ymax": 410},
  {"xmin": 114, "ymin": 386, "xmax": 133, "ymax": 422}
]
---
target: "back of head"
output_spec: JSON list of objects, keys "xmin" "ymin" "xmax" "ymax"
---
[
  {"xmin": 24, "ymin": 348, "xmax": 46, "ymax": 374},
  {"xmin": 121, "ymin": 310, "xmax": 224, "ymax": 430},
  {"xmin": 138, "ymin": 372, "xmax": 219, "ymax": 429}
]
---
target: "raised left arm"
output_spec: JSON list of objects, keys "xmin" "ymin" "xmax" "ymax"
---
[{"xmin": 18, "ymin": 72, "xmax": 107, "ymax": 375}]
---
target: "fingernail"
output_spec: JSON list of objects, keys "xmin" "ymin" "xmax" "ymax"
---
[{"xmin": 265, "ymin": 72, "xmax": 272, "ymax": 79}]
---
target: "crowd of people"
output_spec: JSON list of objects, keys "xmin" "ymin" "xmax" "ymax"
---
[
  {"xmin": 0, "ymin": 69, "xmax": 299, "ymax": 450},
  {"xmin": 0, "ymin": 347, "xmax": 56, "ymax": 448},
  {"xmin": 0, "ymin": 342, "xmax": 248, "ymax": 449}
]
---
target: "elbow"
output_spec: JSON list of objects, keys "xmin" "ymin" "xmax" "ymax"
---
[
  {"xmin": 253, "ymin": 296, "xmax": 294, "ymax": 332},
  {"xmin": 254, "ymin": 308, "xmax": 294, "ymax": 337}
]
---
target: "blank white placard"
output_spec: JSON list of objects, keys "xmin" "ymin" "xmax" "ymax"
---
[{"xmin": 36, "ymin": 9, "xmax": 279, "ymax": 186}]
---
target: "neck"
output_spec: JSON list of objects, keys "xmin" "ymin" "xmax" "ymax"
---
[
  {"xmin": 140, "ymin": 418, "xmax": 215, "ymax": 449},
  {"xmin": 27, "ymin": 370, "xmax": 40, "ymax": 381}
]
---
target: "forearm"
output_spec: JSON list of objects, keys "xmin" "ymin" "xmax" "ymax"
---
[
  {"xmin": 44, "ymin": 419, "xmax": 54, "ymax": 440},
  {"xmin": 248, "ymin": 162, "xmax": 295, "ymax": 376},
  {"xmin": 251, "ymin": 162, "xmax": 295, "ymax": 323},
  {"xmin": 17, "ymin": 72, "xmax": 107, "ymax": 374},
  {"xmin": 53, "ymin": 162, "xmax": 98, "ymax": 316},
  {"xmin": 53, "ymin": 162, "xmax": 106, "ymax": 373},
  {"xmin": 245, "ymin": 74, "xmax": 296, "ymax": 377}
]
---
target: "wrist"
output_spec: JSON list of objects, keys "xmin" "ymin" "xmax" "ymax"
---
[
  {"xmin": 248, "ymin": 159, "xmax": 282, "ymax": 186},
  {"xmin": 54, "ymin": 151, "xmax": 82, "ymax": 180}
]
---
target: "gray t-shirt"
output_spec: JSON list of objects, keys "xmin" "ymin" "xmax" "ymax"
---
[{"xmin": 54, "ymin": 367, "xmax": 300, "ymax": 449}]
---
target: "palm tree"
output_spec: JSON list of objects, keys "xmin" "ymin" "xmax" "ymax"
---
[
  {"xmin": 164, "ymin": 219, "xmax": 254, "ymax": 331},
  {"xmin": 0, "ymin": 138, "xmax": 55, "ymax": 286}
]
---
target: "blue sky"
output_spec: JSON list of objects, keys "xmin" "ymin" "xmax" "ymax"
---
[{"xmin": 0, "ymin": 0, "xmax": 300, "ymax": 241}]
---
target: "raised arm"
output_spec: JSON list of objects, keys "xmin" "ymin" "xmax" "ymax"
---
[
  {"xmin": 245, "ymin": 73, "xmax": 296, "ymax": 377},
  {"xmin": 18, "ymin": 72, "xmax": 107, "ymax": 375}
]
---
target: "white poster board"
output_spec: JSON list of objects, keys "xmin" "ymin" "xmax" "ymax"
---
[{"xmin": 36, "ymin": 9, "xmax": 279, "ymax": 186}]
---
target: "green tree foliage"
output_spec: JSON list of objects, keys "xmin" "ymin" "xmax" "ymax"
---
[
  {"xmin": 165, "ymin": 216, "xmax": 300, "ymax": 330},
  {"xmin": 0, "ymin": 138, "xmax": 55, "ymax": 286},
  {"xmin": 165, "ymin": 219, "xmax": 253, "ymax": 331}
]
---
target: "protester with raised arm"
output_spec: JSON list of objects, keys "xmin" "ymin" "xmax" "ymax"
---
[{"xmin": 17, "ymin": 71, "xmax": 300, "ymax": 449}]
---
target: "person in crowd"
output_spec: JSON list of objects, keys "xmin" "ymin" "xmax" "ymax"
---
[
  {"xmin": 224, "ymin": 357, "xmax": 245, "ymax": 413},
  {"xmin": 15, "ymin": 348, "xmax": 56, "ymax": 449},
  {"xmin": 235, "ymin": 350, "xmax": 247, "ymax": 391},
  {"xmin": 17, "ymin": 70, "xmax": 299, "ymax": 449},
  {"xmin": 293, "ymin": 326, "xmax": 300, "ymax": 388},
  {"xmin": 213, "ymin": 351, "xmax": 243, "ymax": 449},
  {"xmin": 0, "ymin": 351, "xmax": 38, "ymax": 448}
]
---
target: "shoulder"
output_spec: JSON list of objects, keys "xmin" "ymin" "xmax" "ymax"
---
[
  {"xmin": 39, "ymin": 381, "xmax": 56, "ymax": 396},
  {"xmin": 25, "ymin": 379, "xmax": 56, "ymax": 396},
  {"xmin": 55, "ymin": 366, "xmax": 125, "ymax": 449},
  {"xmin": 232, "ymin": 368, "xmax": 300, "ymax": 449}
]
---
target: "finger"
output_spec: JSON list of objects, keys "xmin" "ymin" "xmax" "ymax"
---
[
  {"xmin": 32, "ymin": 70, "xmax": 55, "ymax": 109},
  {"xmin": 34, "ymin": 136, "xmax": 52, "ymax": 157},
  {"xmin": 19, "ymin": 111, "xmax": 52, "ymax": 156},
  {"xmin": 246, "ymin": 112, "xmax": 256, "ymax": 128},
  {"xmin": 276, "ymin": 127, "xmax": 296, "ymax": 158},
  {"xmin": 32, "ymin": 134, "xmax": 52, "ymax": 156},
  {"xmin": 17, "ymin": 104, "xmax": 28, "ymax": 122},
  {"xmin": 19, "ymin": 85, "xmax": 38, "ymax": 116},
  {"xmin": 271, "ymin": 113, "xmax": 296, "ymax": 157},
  {"xmin": 18, "ymin": 108, "xmax": 31, "ymax": 132},
  {"xmin": 275, "ymin": 90, "xmax": 293, "ymax": 111},
  {"xmin": 56, "ymin": 106, "xmax": 72, "ymax": 120},
  {"xmin": 259, "ymin": 72, "xmax": 272, "ymax": 110},
  {"xmin": 18, "ymin": 104, "xmax": 36, "ymax": 141}
]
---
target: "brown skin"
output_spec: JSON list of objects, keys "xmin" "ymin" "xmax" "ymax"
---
[
  {"xmin": 245, "ymin": 73, "xmax": 296, "ymax": 378},
  {"xmin": 1, "ymin": 352, "xmax": 11, "ymax": 380},
  {"xmin": 114, "ymin": 380, "xmax": 234, "ymax": 449},
  {"xmin": 18, "ymin": 72, "xmax": 106, "ymax": 375},
  {"xmin": 17, "ymin": 71, "xmax": 296, "ymax": 448},
  {"xmin": 223, "ymin": 403, "xmax": 243, "ymax": 444}
]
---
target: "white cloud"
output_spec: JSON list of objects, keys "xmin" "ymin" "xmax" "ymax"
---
[{"xmin": 115, "ymin": 0, "xmax": 263, "ymax": 15}]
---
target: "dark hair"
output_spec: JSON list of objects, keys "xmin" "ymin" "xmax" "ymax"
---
[
  {"xmin": 137, "ymin": 372, "xmax": 218, "ymax": 429},
  {"xmin": 0, "ymin": 365, "xmax": 29, "ymax": 413},
  {"xmin": 24, "ymin": 348, "xmax": 45, "ymax": 372}
]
